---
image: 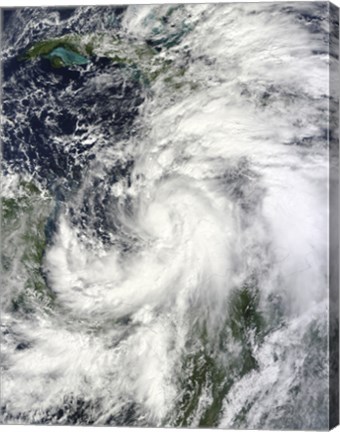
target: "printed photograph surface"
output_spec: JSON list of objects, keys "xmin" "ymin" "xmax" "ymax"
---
[{"xmin": 1, "ymin": 2, "xmax": 339, "ymax": 429}]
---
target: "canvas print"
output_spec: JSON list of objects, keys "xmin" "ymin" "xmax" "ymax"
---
[{"xmin": 0, "ymin": 2, "xmax": 339, "ymax": 429}]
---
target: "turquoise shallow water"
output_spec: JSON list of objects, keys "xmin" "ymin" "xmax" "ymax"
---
[{"xmin": 47, "ymin": 47, "xmax": 89, "ymax": 66}]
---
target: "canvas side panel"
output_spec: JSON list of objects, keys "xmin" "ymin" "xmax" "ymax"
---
[{"xmin": 329, "ymin": 2, "xmax": 339, "ymax": 430}]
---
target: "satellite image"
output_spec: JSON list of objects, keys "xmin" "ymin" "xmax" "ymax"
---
[{"xmin": 1, "ymin": 2, "xmax": 339, "ymax": 428}]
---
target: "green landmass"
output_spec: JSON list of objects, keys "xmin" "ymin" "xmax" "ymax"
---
[
  {"xmin": 171, "ymin": 276, "xmax": 266, "ymax": 427},
  {"xmin": 1, "ymin": 179, "xmax": 55, "ymax": 314}
]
